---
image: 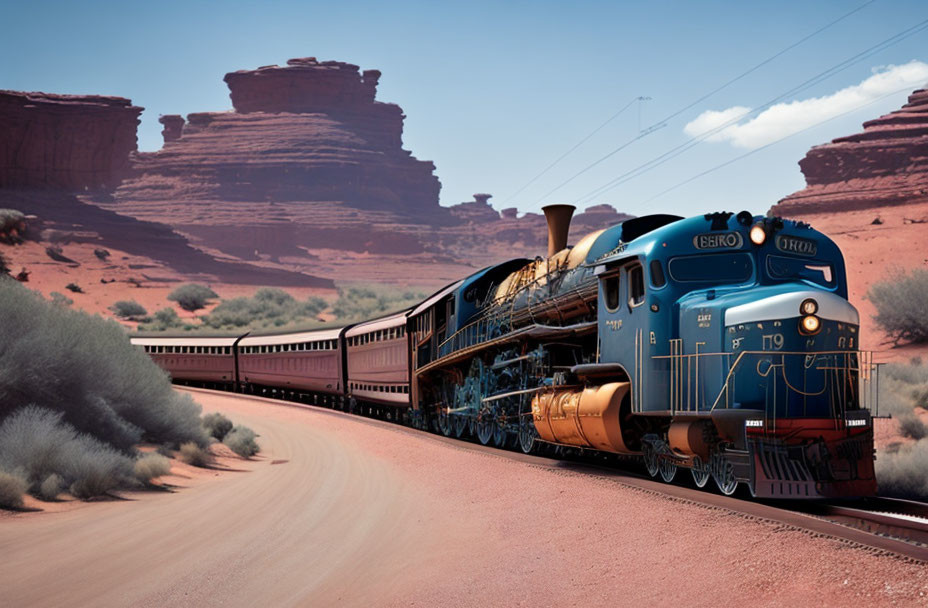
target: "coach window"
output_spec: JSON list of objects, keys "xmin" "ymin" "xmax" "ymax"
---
[
  {"xmin": 603, "ymin": 273, "xmax": 620, "ymax": 312},
  {"xmin": 628, "ymin": 263, "xmax": 646, "ymax": 308}
]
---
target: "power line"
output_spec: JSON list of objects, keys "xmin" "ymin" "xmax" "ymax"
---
[
  {"xmin": 636, "ymin": 83, "xmax": 921, "ymax": 206},
  {"xmin": 499, "ymin": 96, "xmax": 638, "ymax": 205},
  {"xmin": 521, "ymin": 0, "xmax": 881, "ymax": 210},
  {"xmin": 570, "ymin": 17, "xmax": 928, "ymax": 206}
]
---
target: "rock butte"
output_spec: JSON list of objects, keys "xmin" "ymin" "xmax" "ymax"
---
[{"xmin": 774, "ymin": 88, "xmax": 928, "ymax": 216}]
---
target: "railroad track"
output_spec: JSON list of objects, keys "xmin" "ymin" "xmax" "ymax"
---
[{"xmin": 180, "ymin": 385, "xmax": 928, "ymax": 563}]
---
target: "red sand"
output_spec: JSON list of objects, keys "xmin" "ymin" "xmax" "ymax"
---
[{"xmin": 2, "ymin": 389, "xmax": 925, "ymax": 607}]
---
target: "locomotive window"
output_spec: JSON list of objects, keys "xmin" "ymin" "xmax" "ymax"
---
[
  {"xmin": 766, "ymin": 255, "xmax": 835, "ymax": 287},
  {"xmin": 628, "ymin": 264, "xmax": 645, "ymax": 307},
  {"xmin": 603, "ymin": 274, "xmax": 620, "ymax": 312},
  {"xmin": 668, "ymin": 252, "xmax": 753, "ymax": 284},
  {"xmin": 649, "ymin": 260, "xmax": 666, "ymax": 288}
]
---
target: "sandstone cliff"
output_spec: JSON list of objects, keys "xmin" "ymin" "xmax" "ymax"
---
[
  {"xmin": 774, "ymin": 88, "xmax": 928, "ymax": 216},
  {"xmin": 0, "ymin": 91, "xmax": 141, "ymax": 190}
]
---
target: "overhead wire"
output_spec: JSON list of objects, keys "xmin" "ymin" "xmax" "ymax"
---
[
  {"xmin": 500, "ymin": 96, "xmax": 639, "ymax": 204},
  {"xmin": 516, "ymin": 0, "xmax": 884, "ymax": 210},
  {"xmin": 569, "ymin": 17, "xmax": 928, "ymax": 206}
]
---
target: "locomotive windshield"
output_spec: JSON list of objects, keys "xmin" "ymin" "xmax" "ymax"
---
[
  {"xmin": 667, "ymin": 252, "xmax": 753, "ymax": 284},
  {"xmin": 766, "ymin": 255, "xmax": 835, "ymax": 288}
]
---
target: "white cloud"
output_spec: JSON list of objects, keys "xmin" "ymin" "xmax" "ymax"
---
[{"xmin": 683, "ymin": 60, "xmax": 928, "ymax": 149}]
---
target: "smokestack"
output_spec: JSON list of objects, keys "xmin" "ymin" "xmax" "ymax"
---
[{"xmin": 542, "ymin": 204, "xmax": 576, "ymax": 257}]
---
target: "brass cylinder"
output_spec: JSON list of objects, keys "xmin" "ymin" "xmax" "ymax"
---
[
  {"xmin": 531, "ymin": 382, "xmax": 633, "ymax": 454},
  {"xmin": 542, "ymin": 204, "xmax": 576, "ymax": 257},
  {"xmin": 667, "ymin": 420, "xmax": 710, "ymax": 459}
]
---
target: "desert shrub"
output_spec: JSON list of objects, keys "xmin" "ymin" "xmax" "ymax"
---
[
  {"xmin": 49, "ymin": 291, "xmax": 73, "ymax": 307},
  {"xmin": 0, "ymin": 469, "xmax": 27, "ymax": 509},
  {"xmin": 156, "ymin": 444, "xmax": 175, "ymax": 458},
  {"xmin": 202, "ymin": 288, "xmax": 327, "ymax": 330},
  {"xmin": 93, "ymin": 248, "xmax": 110, "ymax": 261},
  {"xmin": 65, "ymin": 282, "xmax": 83, "ymax": 293},
  {"xmin": 898, "ymin": 413, "xmax": 928, "ymax": 440},
  {"xmin": 876, "ymin": 438, "xmax": 928, "ymax": 500},
  {"xmin": 223, "ymin": 426, "xmax": 260, "ymax": 458},
  {"xmin": 137, "ymin": 307, "xmax": 185, "ymax": 332},
  {"xmin": 331, "ymin": 283, "xmax": 427, "ymax": 322},
  {"xmin": 0, "ymin": 279, "xmax": 208, "ymax": 451},
  {"xmin": 202, "ymin": 412, "xmax": 233, "ymax": 441},
  {"xmin": 178, "ymin": 442, "xmax": 213, "ymax": 467},
  {"xmin": 0, "ymin": 251, "xmax": 9, "ymax": 275},
  {"xmin": 110, "ymin": 300, "xmax": 147, "ymax": 319},
  {"xmin": 38, "ymin": 473, "xmax": 64, "ymax": 501},
  {"xmin": 0, "ymin": 208, "xmax": 25, "ymax": 232},
  {"xmin": 134, "ymin": 452, "xmax": 172, "ymax": 482},
  {"xmin": 168, "ymin": 283, "xmax": 218, "ymax": 313},
  {"xmin": 0, "ymin": 406, "xmax": 134, "ymax": 499},
  {"xmin": 868, "ymin": 269, "xmax": 928, "ymax": 344}
]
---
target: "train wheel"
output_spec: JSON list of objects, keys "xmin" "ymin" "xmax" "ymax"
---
[
  {"xmin": 712, "ymin": 456, "xmax": 738, "ymax": 496},
  {"xmin": 518, "ymin": 418, "xmax": 536, "ymax": 454},
  {"xmin": 659, "ymin": 459, "xmax": 677, "ymax": 483},
  {"xmin": 690, "ymin": 456, "xmax": 710, "ymax": 489},
  {"xmin": 491, "ymin": 425, "xmax": 507, "ymax": 448},
  {"xmin": 453, "ymin": 415, "xmax": 468, "ymax": 438},
  {"xmin": 437, "ymin": 408, "xmax": 452, "ymax": 436},
  {"xmin": 642, "ymin": 444, "xmax": 659, "ymax": 478},
  {"xmin": 476, "ymin": 416, "xmax": 494, "ymax": 445}
]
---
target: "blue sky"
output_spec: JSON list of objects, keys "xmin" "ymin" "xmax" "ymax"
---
[{"xmin": 2, "ymin": 0, "xmax": 926, "ymax": 218}]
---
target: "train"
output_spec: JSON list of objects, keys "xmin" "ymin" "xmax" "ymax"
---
[{"xmin": 132, "ymin": 205, "xmax": 878, "ymax": 499}]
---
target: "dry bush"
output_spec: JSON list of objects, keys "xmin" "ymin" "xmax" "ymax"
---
[
  {"xmin": 876, "ymin": 438, "xmax": 928, "ymax": 500},
  {"xmin": 134, "ymin": 453, "xmax": 172, "ymax": 482},
  {"xmin": 0, "ymin": 469, "xmax": 27, "ymax": 509},
  {"xmin": 49, "ymin": 292, "xmax": 73, "ymax": 307},
  {"xmin": 110, "ymin": 300, "xmax": 147, "ymax": 319},
  {"xmin": 331, "ymin": 283, "xmax": 427, "ymax": 322},
  {"xmin": 898, "ymin": 413, "xmax": 928, "ymax": 441},
  {"xmin": 0, "ymin": 279, "xmax": 208, "ymax": 450},
  {"xmin": 202, "ymin": 412, "xmax": 233, "ymax": 441},
  {"xmin": 64, "ymin": 282, "xmax": 83, "ymax": 293},
  {"xmin": 178, "ymin": 442, "xmax": 213, "ymax": 467},
  {"xmin": 138, "ymin": 307, "xmax": 185, "ymax": 332},
  {"xmin": 202, "ymin": 288, "xmax": 327, "ymax": 330},
  {"xmin": 223, "ymin": 426, "xmax": 260, "ymax": 458},
  {"xmin": 39, "ymin": 473, "xmax": 64, "ymax": 501},
  {"xmin": 868, "ymin": 269, "xmax": 928, "ymax": 344},
  {"xmin": 168, "ymin": 283, "xmax": 218, "ymax": 313},
  {"xmin": 0, "ymin": 406, "xmax": 134, "ymax": 499}
]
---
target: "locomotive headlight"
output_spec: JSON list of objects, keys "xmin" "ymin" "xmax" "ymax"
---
[
  {"xmin": 749, "ymin": 224, "xmax": 767, "ymax": 245},
  {"xmin": 800, "ymin": 298, "xmax": 818, "ymax": 315},
  {"xmin": 800, "ymin": 315, "xmax": 821, "ymax": 334}
]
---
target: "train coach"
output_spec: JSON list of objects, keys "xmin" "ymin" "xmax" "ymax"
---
[{"xmin": 132, "ymin": 205, "xmax": 879, "ymax": 500}]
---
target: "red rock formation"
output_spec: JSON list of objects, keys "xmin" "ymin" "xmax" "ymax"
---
[
  {"xmin": 159, "ymin": 115, "xmax": 184, "ymax": 144},
  {"xmin": 774, "ymin": 89, "xmax": 928, "ymax": 216},
  {"xmin": 0, "ymin": 90, "xmax": 142, "ymax": 189},
  {"xmin": 114, "ymin": 58, "xmax": 441, "ymax": 230}
]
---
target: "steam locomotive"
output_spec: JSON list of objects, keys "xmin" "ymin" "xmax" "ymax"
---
[{"xmin": 132, "ymin": 206, "xmax": 878, "ymax": 499}]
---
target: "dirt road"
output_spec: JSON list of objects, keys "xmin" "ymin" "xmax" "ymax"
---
[{"xmin": 3, "ymin": 389, "xmax": 927, "ymax": 607}]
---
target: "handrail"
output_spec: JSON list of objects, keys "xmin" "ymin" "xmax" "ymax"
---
[{"xmin": 652, "ymin": 348, "xmax": 877, "ymax": 417}]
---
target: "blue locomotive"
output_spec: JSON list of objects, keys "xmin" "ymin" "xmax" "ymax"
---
[
  {"xmin": 409, "ymin": 206, "xmax": 876, "ymax": 498},
  {"xmin": 135, "ymin": 206, "xmax": 877, "ymax": 499}
]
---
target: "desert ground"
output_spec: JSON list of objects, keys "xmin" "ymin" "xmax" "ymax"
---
[{"xmin": 2, "ymin": 388, "xmax": 925, "ymax": 608}]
